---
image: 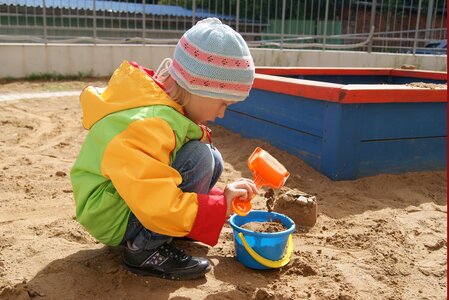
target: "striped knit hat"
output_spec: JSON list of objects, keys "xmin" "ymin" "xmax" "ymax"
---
[{"xmin": 169, "ymin": 18, "xmax": 255, "ymax": 102}]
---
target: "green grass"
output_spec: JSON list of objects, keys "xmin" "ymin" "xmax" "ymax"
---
[
  {"xmin": 0, "ymin": 76, "xmax": 17, "ymax": 83},
  {"xmin": 24, "ymin": 71, "xmax": 95, "ymax": 81},
  {"xmin": 0, "ymin": 73, "xmax": 109, "ymax": 93}
]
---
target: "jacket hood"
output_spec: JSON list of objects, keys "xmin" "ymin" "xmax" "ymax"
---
[{"xmin": 80, "ymin": 60, "xmax": 184, "ymax": 129}]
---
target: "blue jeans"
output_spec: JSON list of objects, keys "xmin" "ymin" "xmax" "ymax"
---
[{"xmin": 122, "ymin": 141, "xmax": 224, "ymax": 250}]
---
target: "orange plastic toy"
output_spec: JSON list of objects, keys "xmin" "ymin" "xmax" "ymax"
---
[{"xmin": 232, "ymin": 147, "xmax": 290, "ymax": 216}]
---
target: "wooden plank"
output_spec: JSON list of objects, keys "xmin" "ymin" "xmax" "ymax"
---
[
  {"xmin": 256, "ymin": 67, "xmax": 447, "ymax": 81},
  {"xmin": 229, "ymin": 89, "xmax": 325, "ymax": 138},
  {"xmin": 253, "ymin": 74, "xmax": 343, "ymax": 102},
  {"xmin": 256, "ymin": 67, "xmax": 392, "ymax": 76},
  {"xmin": 254, "ymin": 74, "xmax": 446, "ymax": 104},
  {"xmin": 359, "ymin": 102, "xmax": 447, "ymax": 140},
  {"xmin": 214, "ymin": 110, "xmax": 322, "ymax": 170},
  {"xmin": 357, "ymin": 137, "xmax": 447, "ymax": 177},
  {"xmin": 339, "ymin": 85, "xmax": 447, "ymax": 103},
  {"xmin": 391, "ymin": 69, "xmax": 447, "ymax": 81},
  {"xmin": 321, "ymin": 103, "xmax": 362, "ymax": 180},
  {"xmin": 299, "ymin": 75, "xmax": 390, "ymax": 85}
]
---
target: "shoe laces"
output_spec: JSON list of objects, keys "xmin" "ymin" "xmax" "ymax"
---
[{"xmin": 159, "ymin": 243, "xmax": 190, "ymax": 261}]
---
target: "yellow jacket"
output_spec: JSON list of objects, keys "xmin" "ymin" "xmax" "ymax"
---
[{"xmin": 70, "ymin": 60, "xmax": 227, "ymax": 246}]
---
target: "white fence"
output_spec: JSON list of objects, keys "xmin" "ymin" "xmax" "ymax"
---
[{"xmin": 0, "ymin": 0, "xmax": 447, "ymax": 54}]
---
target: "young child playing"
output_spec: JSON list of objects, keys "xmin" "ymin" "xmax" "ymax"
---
[{"xmin": 70, "ymin": 18, "xmax": 257, "ymax": 280}]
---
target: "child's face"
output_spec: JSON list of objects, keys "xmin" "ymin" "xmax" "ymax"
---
[{"xmin": 184, "ymin": 94, "xmax": 233, "ymax": 124}]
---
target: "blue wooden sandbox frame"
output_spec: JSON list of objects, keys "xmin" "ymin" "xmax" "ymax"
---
[{"xmin": 215, "ymin": 68, "xmax": 447, "ymax": 180}]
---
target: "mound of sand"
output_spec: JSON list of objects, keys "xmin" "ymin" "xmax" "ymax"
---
[{"xmin": 0, "ymin": 81, "xmax": 446, "ymax": 299}]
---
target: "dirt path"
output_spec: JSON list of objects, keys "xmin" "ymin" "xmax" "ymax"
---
[{"xmin": 0, "ymin": 82, "xmax": 446, "ymax": 300}]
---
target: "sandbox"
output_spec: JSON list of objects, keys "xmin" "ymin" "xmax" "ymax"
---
[{"xmin": 216, "ymin": 67, "xmax": 447, "ymax": 180}]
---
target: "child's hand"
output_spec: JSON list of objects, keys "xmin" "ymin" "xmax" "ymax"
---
[{"xmin": 224, "ymin": 178, "xmax": 257, "ymax": 216}]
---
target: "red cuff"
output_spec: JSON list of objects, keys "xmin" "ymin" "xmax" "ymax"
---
[{"xmin": 187, "ymin": 192, "xmax": 226, "ymax": 246}]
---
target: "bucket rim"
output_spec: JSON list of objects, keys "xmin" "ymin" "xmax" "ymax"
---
[{"xmin": 229, "ymin": 210, "xmax": 296, "ymax": 237}]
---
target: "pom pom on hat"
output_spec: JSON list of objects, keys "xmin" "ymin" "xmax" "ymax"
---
[{"xmin": 169, "ymin": 18, "xmax": 255, "ymax": 102}]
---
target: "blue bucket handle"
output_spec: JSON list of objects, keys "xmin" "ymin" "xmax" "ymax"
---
[{"xmin": 237, "ymin": 232, "xmax": 293, "ymax": 268}]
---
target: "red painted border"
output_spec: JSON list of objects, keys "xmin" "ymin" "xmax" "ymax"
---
[
  {"xmin": 390, "ymin": 69, "xmax": 447, "ymax": 81},
  {"xmin": 256, "ymin": 67, "xmax": 392, "ymax": 77},
  {"xmin": 256, "ymin": 67, "xmax": 447, "ymax": 81},
  {"xmin": 253, "ymin": 74, "xmax": 343, "ymax": 102},
  {"xmin": 339, "ymin": 85, "xmax": 447, "ymax": 103},
  {"xmin": 253, "ymin": 71, "xmax": 447, "ymax": 104}
]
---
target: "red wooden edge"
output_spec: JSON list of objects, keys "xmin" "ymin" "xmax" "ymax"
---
[
  {"xmin": 339, "ymin": 86, "xmax": 447, "ymax": 103},
  {"xmin": 253, "ymin": 74, "xmax": 343, "ymax": 102},
  {"xmin": 256, "ymin": 67, "xmax": 392, "ymax": 76},
  {"xmin": 253, "ymin": 73, "xmax": 447, "ymax": 104},
  {"xmin": 256, "ymin": 67, "xmax": 447, "ymax": 81},
  {"xmin": 390, "ymin": 69, "xmax": 447, "ymax": 81}
]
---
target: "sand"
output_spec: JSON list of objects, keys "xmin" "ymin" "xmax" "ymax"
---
[{"xmin": 0, "ymin": 81, "xmax": 447, "ymax": 300}]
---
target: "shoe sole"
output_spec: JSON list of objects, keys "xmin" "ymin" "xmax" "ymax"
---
[{"xmin": 124, "ymin": 263, "xmax": 212, "ymax": 280}]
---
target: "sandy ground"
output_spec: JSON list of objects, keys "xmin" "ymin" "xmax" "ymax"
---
[{"xmin": 0, "ymin": 81, "xmax": 447, "ymax": 300}]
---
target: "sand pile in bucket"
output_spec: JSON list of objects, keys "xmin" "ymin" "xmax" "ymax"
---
[{"xmin": 241, "ymin": 220, "xmax": 287, "ymax": 233}]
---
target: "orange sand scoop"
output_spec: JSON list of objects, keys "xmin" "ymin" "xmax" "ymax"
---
[{"xmin": 232, "ymin": 147, "xmax": 290, "ymax": 216}]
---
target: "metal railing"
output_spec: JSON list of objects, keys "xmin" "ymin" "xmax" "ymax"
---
[{"xmin": 0, "ymin": 0, "xmax": 446, "ymax": 54}]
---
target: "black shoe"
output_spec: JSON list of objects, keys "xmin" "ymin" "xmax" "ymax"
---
[{"xmin": 123, "ymin": 242, "xmax": 211, "ymax": 280}]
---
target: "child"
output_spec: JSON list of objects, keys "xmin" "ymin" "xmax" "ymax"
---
[{"xmin": 70, "ymin": 18, "xmax": 257, "ymax": 280}]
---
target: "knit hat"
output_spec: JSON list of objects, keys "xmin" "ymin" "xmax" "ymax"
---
[{"xmin": 169, "ymin": 18, "xmax": 255, "ymax": 102}]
